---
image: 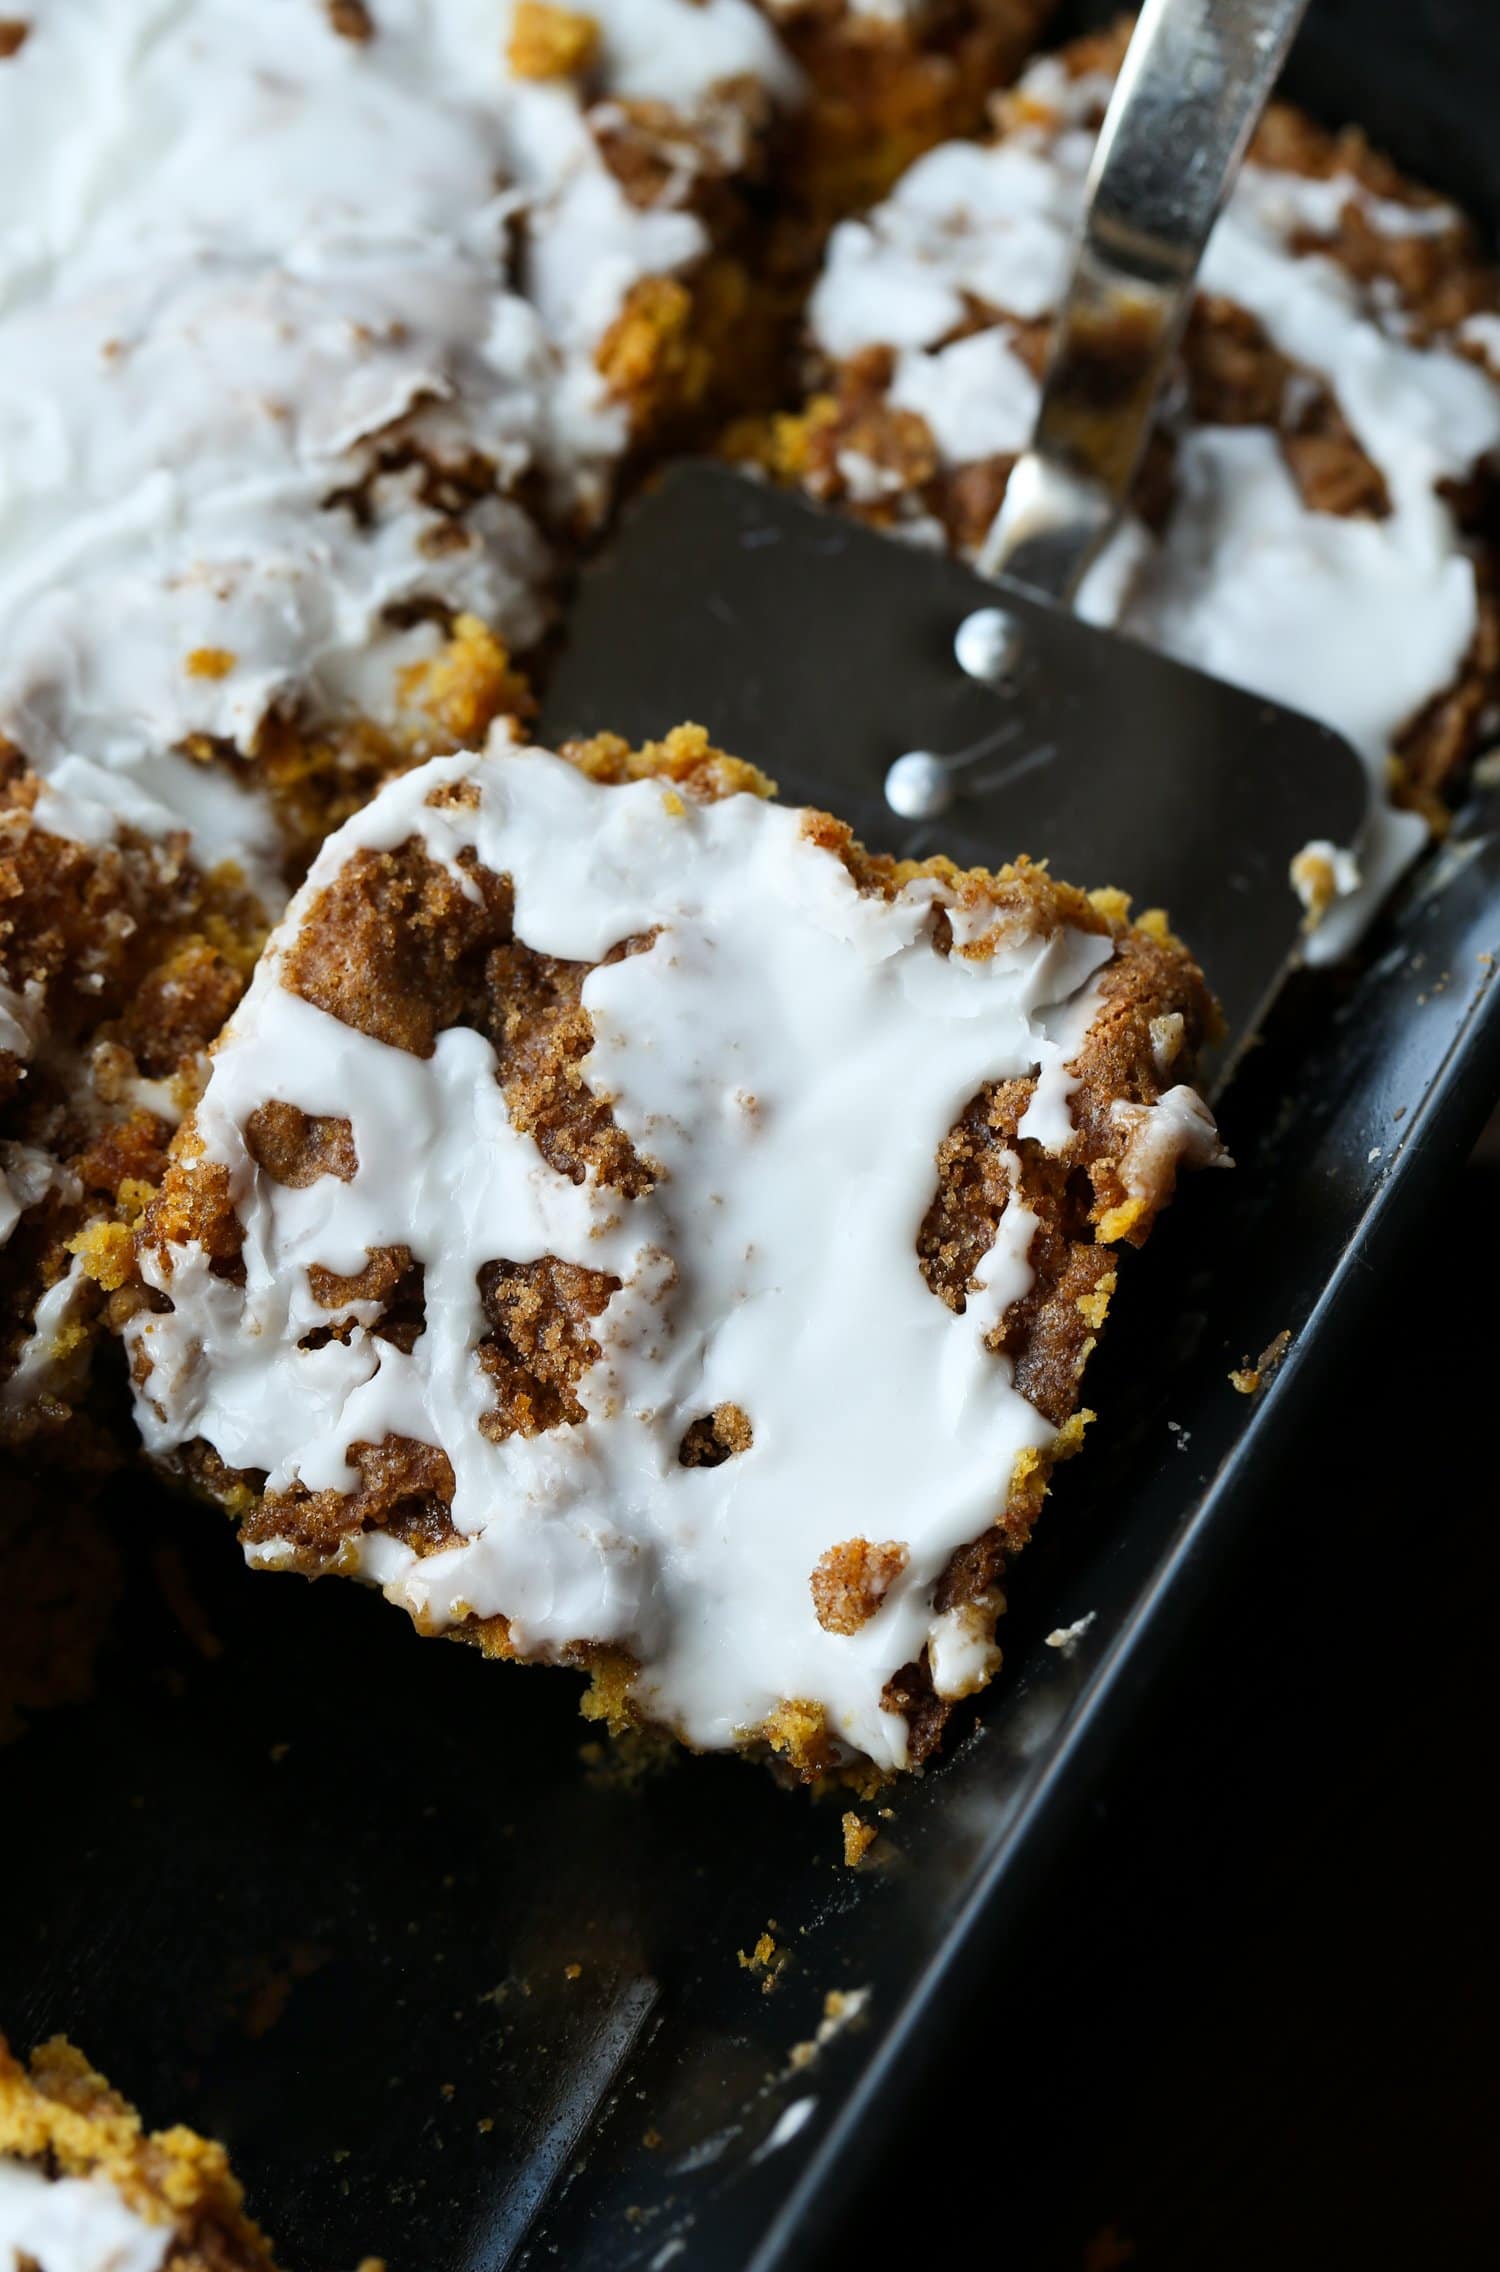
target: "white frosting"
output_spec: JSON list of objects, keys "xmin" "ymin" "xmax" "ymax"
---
[
  {"xmin": 1, "ymin": 1256, "xmax": 95, "ymax": 1411},
  {"xmin": 125, "ymin": 743, "xmax": 1192, "ymax": 1771},
  {"xmin": 564, "ymin": 0, "xmax": 799, "ymax": 109},
  {"xmin": 1460, "ymin": 310, "xmax": 1500, "ymax": 369},
  {"xmin": 753, "ymin": 2095, "xmax": 817, "ymax": 2161},
  {"xmin": 889, "ymin": 328, "xmax": 1040, "ymax": 465},
  {"xmin": 809, "ymin": 62, "xmax": 1500, "ymax": 957},
  {"xmin": 1110, "ymin": 1085, "xmax": 1226, "ymax": 1205},
  {"xmin": 0, "ymin": 978, "xmax": 43, "ymax": 1066},
  {"xmin": 927, "ymin": 1597, "xmax": 1003, "ymax": 1699},
  {"xmin": 1043, "ymin": 1607, "xmax": 1095, "ymax": 1653},
  {"xmin": 0, "ymin": 0, "xmax": 798, "ymax": 896},
  {"xmin": 0, "ymin": 1142, "xmax": 77, "ymax": 1250},
  {"xmin": 810, "ymin": 134, "xmax": 1097, "ymax": 360},
  {"xmin": 1291, "ymin": 836, "xmax": 1363, "ymax": 918},
  {"xmin": 0, "ymin": 2159, "xmax": 168, "ymax": 2272}
]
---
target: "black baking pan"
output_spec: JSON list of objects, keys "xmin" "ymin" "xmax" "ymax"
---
[{"xmin": 3, "ymin": 3, "xmax": 1499, "ymax": 2267}]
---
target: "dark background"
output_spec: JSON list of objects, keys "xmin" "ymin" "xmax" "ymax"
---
[{"xmin": 829, "ymin": 1141, "xmax": 1499, "ymax": 2272}]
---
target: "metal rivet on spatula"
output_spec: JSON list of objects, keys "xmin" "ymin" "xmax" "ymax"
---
[
  {"xmin": 954, "ymin": 607, "xmax": 1022, "ymax": 685},
  {"xmin": 884, "ymin": 749, "xmax": 954, "ymax": 820}
]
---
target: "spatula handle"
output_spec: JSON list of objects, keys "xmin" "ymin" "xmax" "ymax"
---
[{"xmin": 977, "ymin": 0, "xmax": 1309, "ymax": 603}]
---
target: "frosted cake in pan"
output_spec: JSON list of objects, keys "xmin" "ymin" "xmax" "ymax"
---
[
  {"xmin": 0, "ymin": 2035, "xmax": 301, "ymax": 2272},
  {"xmin": 6, "ymin": 5, "xmax": 1496, "ymax": 1779},
  {"xmin": 0, "ymin": 0, "xmax": 803, "ymax": 1442}
]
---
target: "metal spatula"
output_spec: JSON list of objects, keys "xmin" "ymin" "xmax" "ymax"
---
[{"xmin": 540, "ymin": 0, "xmax": 1365, "ymax": 1063}]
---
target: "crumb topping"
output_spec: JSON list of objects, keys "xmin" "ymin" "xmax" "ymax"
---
[
  {"xmin": 811, "ymin": 1539, "xmax": 911, "ymax": 1635},
  {"xmin": 508, "ymin": 0, "xmax": 601, "ymax": 80}
]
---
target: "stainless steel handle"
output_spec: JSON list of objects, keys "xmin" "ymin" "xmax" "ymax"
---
[{"xmin": 977, "ymin": 0, "xmax": 1310, "ymax": 603}]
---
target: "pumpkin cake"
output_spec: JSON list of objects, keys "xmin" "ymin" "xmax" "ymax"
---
[
  {"xmin": 127, "ymin": 727, "xmax": 1220, "ymax": 1778},
  {"xmin": 0, "ymin": 0, "xmax": 800, "ymax": 1446}
]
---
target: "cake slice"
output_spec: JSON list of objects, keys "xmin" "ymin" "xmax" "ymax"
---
[
  {"xmin": 128, "ymin": 727, "xmax": 1220, "ymax": 1779},
  {"xmin": 0, "ymin": 2036, "xmax": 297, "ymax": 2272}
]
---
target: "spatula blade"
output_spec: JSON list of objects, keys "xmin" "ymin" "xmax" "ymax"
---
[{"xmin": 539, "ymin": 464, "xmax": 1368, "ymax": 1058}]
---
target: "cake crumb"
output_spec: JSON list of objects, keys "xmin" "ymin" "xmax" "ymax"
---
[
  {"xmin": 1044, "ymin": 1612, "xmax": 1096, "ymax": 1656},
  {"xmin": 396, "ymin": 612, "xmax": 530, "ymax": 746},
  {"xmin": 327, "ymin": 0, "xmax": 375, "ymax": 38},
  {"xmin": 788, "ymin": 1984, "xmax": 871, "ymax": 2071},
  {"xmin": 1291, "ymin": 840, "xmax": 1359, "ymax": 928},
  {"xmin": 810, "ymin": 1538, "xmax": 909, "ymax": 1635},
  {"xmin": 738, "ymin": 1928, "xmax": 789, "ymax": 1994},
  {"xmin": 508, "ymin": 0, "xmax": 599, "ymax": 81},
  {"xmin": 66, "ymin": 1218, "xmax": 136, "ymax": 1292},
  {"xmin": 840, "ymin": 1812, "xmax": 876, "ymax": 1868},
  {"xmin": 1229, "ymin": 1327, "xmax": 1292, "ymax": 1396}
]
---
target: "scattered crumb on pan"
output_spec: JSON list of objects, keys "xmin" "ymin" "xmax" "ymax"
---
[{"xmin": 1229, "ymin": 1327, "xmax": 1293, "ymax": 1396}]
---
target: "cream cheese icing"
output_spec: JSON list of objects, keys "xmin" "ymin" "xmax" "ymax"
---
[
  {"xmin": 0, "ymin": 1262, "xmax": 95, "ymax": 1414},
  {"xmin": 808, "ymin": 58, "xmax": 1500, "ymax": 957},
  {"xmin": 126, "ymin": 740, "xmax": 1198, "ymax": 1771},
  {"xmin": 0, "ymin": 2157, "xmax": 169, "ymax": 2272},
  {"xmin": 0, "ymin": 1144, "xmax": 76, "ymax": 1251},
  {"xmin": 0, "ymin": 0, "xmax": 799, "ymax": 898},
  {"xmin": 0, "ymin": 981, "xmax": 41, "ymax": 1070}
]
